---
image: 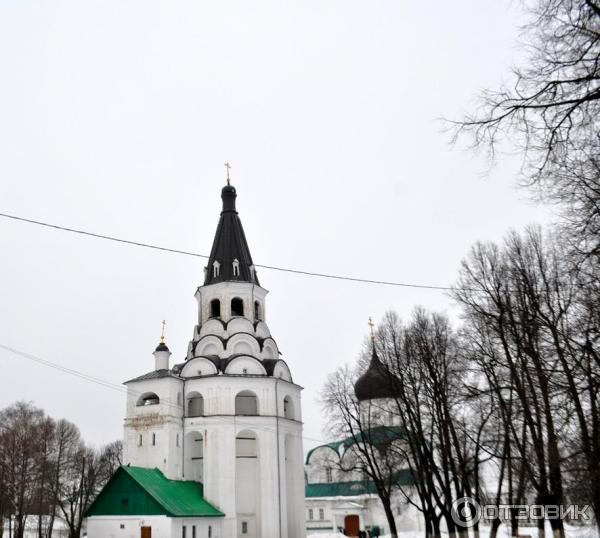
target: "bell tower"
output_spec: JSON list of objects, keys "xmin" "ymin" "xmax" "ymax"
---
[
  {"xmin": 175, "ymin": 180, "xmax": 306, "ymax": 538},
  {"xmin": 123, "ymin": 176, "xmax": 306, "ymax": 538}
]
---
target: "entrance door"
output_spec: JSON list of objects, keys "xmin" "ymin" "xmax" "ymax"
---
[
  {"xmin": 141, "ymin": 526, "xmax": 152, "ymax": 538},
  {"xmin": 344, "ymin": 515, "xmax": 360, "ymax": 537}
]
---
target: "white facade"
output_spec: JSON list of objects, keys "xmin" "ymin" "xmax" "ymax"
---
[
  {"xmin": 86, "ymin": 516, "xmax": 220, "ymax": 538},
  {"xmin": 119, "ymin": 184, "xmax": 306, "ymax": 538}
]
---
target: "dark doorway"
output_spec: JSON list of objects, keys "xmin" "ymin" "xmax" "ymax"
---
[{"xmin": 141, "ymin": 526, "xmax": 152, "ymax": 538}]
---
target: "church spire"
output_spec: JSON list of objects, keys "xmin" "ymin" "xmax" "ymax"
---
[
  {"xmin": 354, "ymin": 317, "xmax": 401, "ymax": 401},
  {"xmin": 203, "ymin": 180, "xmax": 259, "ymax": 286}
]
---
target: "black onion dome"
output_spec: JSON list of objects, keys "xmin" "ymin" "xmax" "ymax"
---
[
  {"xmin": 203, "ymin": 184, "xmax": 259, "ymax": 286},
  {"xmin": 354, "ymin": 348, "xmax": 401, "ymax": 401},
  {"xmin": 155, "ymin": 342, "xmax": 170, "ymax": 352}
]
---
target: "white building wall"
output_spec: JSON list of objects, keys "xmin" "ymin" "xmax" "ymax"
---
[
  {"xmin": 87, "ymin": 516, "xmax": 172, "ymax": 538},
  {"xmin": 121, "ymin": 268, "xmax": 305, "ymax": 538}
]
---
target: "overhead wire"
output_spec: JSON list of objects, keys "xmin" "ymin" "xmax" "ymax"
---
[{"xmin": 0, "ymin": 212, "xmax": 461, "ymax": 292}]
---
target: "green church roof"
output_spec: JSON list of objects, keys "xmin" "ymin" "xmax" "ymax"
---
[
  {"xmin": 305, "ymin": 470, "xmax": 414, "ymax": 498},
  {"xmin": 86, "ymin": 466, "xmax": 224, "ymax": 518},
  {"xmin": 305, "ymin": 426, "xmax": 406, "ymax": 464}
]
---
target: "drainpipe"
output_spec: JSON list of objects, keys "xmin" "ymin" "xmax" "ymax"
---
[
  {"xmin": 275, "ymin": 377, "xmax": 282, "ymax": 538},
  {"xmin": 182, "ymin": 380, "xmax": 186, "ymax": 478}
]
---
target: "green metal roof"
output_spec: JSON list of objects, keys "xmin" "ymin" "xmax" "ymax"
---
[
  {"xmin": 305, "ymin": 426, "xmax": 405, "ymax": 464},
  {"xmin": 306, "ymin": 480, "xmax": 379, "ymax": 497},
  {"xmin": 86, "ymin": 466, "xmax": 224, "ymax": 518},
  {"xmin": 305, "ymin": 470, "xmax": 414, "ymax": 498}
]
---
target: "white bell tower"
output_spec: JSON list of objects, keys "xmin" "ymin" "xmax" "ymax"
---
[{"xmin": 123, "ymin": 179, "xmax": 306, "ymax": 538}]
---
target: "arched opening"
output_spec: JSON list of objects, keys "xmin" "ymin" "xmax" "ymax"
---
[
  {"xmin": 136, "ymin": 392, "xmax": 159, "ymax": 406},
  {"xmin": 236, "ymin": 431, "xmax": 258, "ymax": 536},
  {"xmin": 185, "ymin": 431, "xmax": 204, "ymax": 482},
  {"xmin": 231, "ymin": 297, "xmax": 244, "ymax": 317},
  {"xmin": 210, "ymin": 299, "xmax": 221, "ymax": 318},
  {"xmin": 254, "ymin": 301, "xmax": 261, "ymax": 320},
  {"xmin": 187, "ymin": 392, "xmax": 204, "ymax": 417},
  {"xmin": 235, "ymin": 390, "xmax": 258, "ymax": 415},
  {"xmin": 283, "ymin": 396, "xmax": 294, "ymax": 420}
]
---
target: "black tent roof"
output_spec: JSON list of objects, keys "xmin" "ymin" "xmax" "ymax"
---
[{"xmin": 203, "ymin": 184, "xmax": 259, "ymax": 286}]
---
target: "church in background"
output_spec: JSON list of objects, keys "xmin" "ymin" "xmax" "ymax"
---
[
  {"xmin": 85, "ymin": 178, "xmax": 306, "ymax": 538},
  {"xmin": 303, "ymin": 343, "xmax": 421, "ymax": 536}
]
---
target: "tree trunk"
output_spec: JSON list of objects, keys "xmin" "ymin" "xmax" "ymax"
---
[
  {"xmin": 431, "ymin": 515, "xmax": 441, "ymax": 538},
  {"xmin": 489, "ymin": 517, "xmax": 502, "ymax": 538},
  {"xmin": 548, "ymin": 514, "xmax": 565, "ymax": 538},
  {"xmin": 537, "ymin": 516, "xmax": 545, "ymax": 538},
  {"xmin": 380, "ymin": 495, "xmax": 398, "ymax": 538},
  {"xmin": 423, "ymin": 512, "xmax": 432, "ymax": 538}
]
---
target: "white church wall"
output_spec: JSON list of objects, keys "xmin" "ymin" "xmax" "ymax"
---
[
  {"xmin": 123, "ymin": 376, "xmax": 184, "ymax": 478},
  {"xmin": 170, "ymin": 518, "xmax": 222, "ymax": 538},
  {"xmin": 87, "ymin": 515, "xmax": 171, "ymax": 538}
]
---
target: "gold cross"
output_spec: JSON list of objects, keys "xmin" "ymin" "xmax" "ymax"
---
[
  {"xmin": 224, "ymin": 162, "xmax": 231, "ymax": 185},
  {"xmin": 368, "ymin": 317, "xmax": 375, "ymax": 342},
  {"xmin": 160, "ymin": 320, "xmax": 166, "ymax": 343}
]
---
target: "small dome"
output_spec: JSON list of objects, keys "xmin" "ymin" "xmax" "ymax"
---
[
  {"xmin": 354, "ymin": 349, "xmax": 401, "ymax": 401},
  {"xmin": 155, "ymin": 342, "xmax": 170, "ymax": 353}
]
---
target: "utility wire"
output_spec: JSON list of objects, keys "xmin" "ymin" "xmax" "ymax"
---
[
  {"xmin": 0, "ymin": 343, "xmax": 332, "ymax": 448},
  {"xmin": 0, "ymin": 212, "xmax": 459, "ymax": 292}
]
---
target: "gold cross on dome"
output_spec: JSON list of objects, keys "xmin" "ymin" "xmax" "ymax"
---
[
  {"xmin": 160, "ymin": 320, "xmax": 166, "ymax": 343},
  {"xmin": 368, "ymin": 317, "xmax": 375, "ymax": 342},
  {"xmin": 224, "ymin": 162, "xmax": 231, "ymax": 185}
]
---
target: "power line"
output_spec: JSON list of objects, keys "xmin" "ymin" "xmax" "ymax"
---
[
  {"xmin": 0, "ymin": 342, "xmax": 331, "ymax": 448},
  {"xmin": 0, "ymin": 212, "xmax": 458, "ymax": 292}
]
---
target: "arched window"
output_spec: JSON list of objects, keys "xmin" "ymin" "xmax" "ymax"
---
[
  {"xmin": 232, "ymin": 258, "xmax": 240, "ymax": 277},
  {"xmin": 212, "ymin": 260, "xmax": 220, "ymax": 277},
  {"xmin": 187, "ymin": 393, "xmax": 204, "ymax": 417},
  {"xmin": 137, "ymin": 392, "xmax": 160, "ymax": 406},
  {"xmin": 210, "ymin": 299, "xmax": 221, "ymax": 318},
  {"xmin": 231, "ymin": 297, "xmax": 244, "ymax": 317},
  {"xmin": 235, "ymin": 390, "xmax": 258, "ymax": 415},
  {"xmin": 283, "ymin": 396, "xmax": 294, "ymax": 420},
  {"xmin": 254, "ymin": 301, "xmax": 261, "ymax": 321}
]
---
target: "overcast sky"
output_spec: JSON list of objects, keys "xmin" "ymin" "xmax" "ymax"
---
[{"xmin": 0, "ymin": 1, "xmax": 552, "ymax": 452}]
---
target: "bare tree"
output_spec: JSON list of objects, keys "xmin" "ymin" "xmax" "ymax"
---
[
  {"xmin": 453, "ymin": 0, "xmax": 600, "ymax": 255},
  {"xmin": 454, "ymin": 226, "xmax": 600, "ymax": 537},
  {"xmin": 321, "ymin": 364, "xmax": 404, "ymax": 538},
  {"xmin": 0, "ymin": 402, "xmax": 46, "ymax": 538}
]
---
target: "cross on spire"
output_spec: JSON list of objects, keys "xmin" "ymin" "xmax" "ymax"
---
[
  {"xmin": 368, "ymin": 317, "xmax": 375, "ymax": 343},
  {"xmin": 160, "ymin": 320, "xmax": 166, "ymax": 343},
  {"xmin": 224, "ymin": 162, "xmax": 231, "ymax": 185}
]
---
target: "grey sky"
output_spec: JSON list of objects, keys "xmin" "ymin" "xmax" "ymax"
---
[{"xmin": 0, "ymin": 1, "xmax": 551, "ymax": 451}]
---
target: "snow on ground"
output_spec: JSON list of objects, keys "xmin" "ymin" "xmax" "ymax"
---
[{"xmin": 309, "ymin": 525, "xmax": 598, "ymax": 538}]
